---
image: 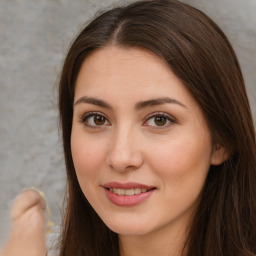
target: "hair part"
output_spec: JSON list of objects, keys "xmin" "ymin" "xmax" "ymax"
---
[{"xmin": 58, "ymin": 1, "xmax": 256, "ymax": 255}]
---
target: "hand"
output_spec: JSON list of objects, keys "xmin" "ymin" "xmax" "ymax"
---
[{"xmin": 1, "ymin": 189, "xmax": 47, "ymax": 256}]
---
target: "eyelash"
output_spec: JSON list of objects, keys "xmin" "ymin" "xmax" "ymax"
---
[
  {"xmin": 79, "ymin": 112, "xmax": 176, "ymax": 128},
  {"xmin": 143, "ymin": 112, "xmax": 176, "ymax": 128},
  {"xmin": 79, "ymin": 112, "xmax": 110, "ymax": 128}
]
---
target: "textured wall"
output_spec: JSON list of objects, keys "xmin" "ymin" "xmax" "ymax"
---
[
  {"xmin": 182, "ymin": 0, "xmax": 256, "ymax": 117},
  {"xmin": 0, "ymin": 0, "xmax": 255, "ymax": 245}
]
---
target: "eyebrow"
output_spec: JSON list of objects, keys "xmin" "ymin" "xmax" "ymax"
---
[
  {"xmin": 74, "ymin": 96, "xmax": 187, "ymax": 110},
  {"xmin": 135, "ymin": 97, "xmax": 187, "ymax": 110},
  {"xmin": 74, "ymin": 96, "xmax": 112, "ymax": 109}
]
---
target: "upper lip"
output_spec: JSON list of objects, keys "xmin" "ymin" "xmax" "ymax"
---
[{"xmin": 102, "ymin": 182, "xmax": 156, "ymax": 190}]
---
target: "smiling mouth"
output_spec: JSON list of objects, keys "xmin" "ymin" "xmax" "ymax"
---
[
  {"xmin": 103, "ymin": 183, "xmax": 156, "ymax": 206},
  {"xmin": 106, "ymin": 187, "xmax": 155, "ymax": 196}
]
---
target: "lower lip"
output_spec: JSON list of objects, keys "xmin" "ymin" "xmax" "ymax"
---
[{"xmin": 104, "ymin": 188, "xmax": 155, "ymax": 207}]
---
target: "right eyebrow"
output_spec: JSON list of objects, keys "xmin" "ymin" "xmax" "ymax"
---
[
  {"xmin": 74, "ymin": 96, "xmax": 112, "ymax": 109},
  {"xmin": 135, "ymin": 97, "xmax": 187, "ymax": 110}
]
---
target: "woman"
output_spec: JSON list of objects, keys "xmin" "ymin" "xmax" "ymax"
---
[
  {"xmin": 3, "ymin": 0, "xmax": 256, "ymax": 255},
  {"xmin": 58, "ymin": 0, "xmax": 256, "ymax": 255}
]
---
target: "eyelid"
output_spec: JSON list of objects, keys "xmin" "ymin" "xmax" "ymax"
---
[
  {"xmin": 78, "ymin": 111, "xmax": 176, "ymax": 128},
  {"xmin": 143, "ymin": 112, "xmax": 176, "ymax": 127},
  {"xmin": 79, "ymin": 111, "xmax": 111, "ymax": 127}
]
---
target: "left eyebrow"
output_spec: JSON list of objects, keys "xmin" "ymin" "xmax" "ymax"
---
[
  {"xmin": 74, "ymin": 96, "xmax": 112, "ymax": 109},
  {"xmin": 135, "ymin": 97, "xmax": 187, "ymax": 110}
]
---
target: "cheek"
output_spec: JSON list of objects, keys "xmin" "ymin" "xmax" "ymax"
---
[
  {"xmin": 146, "ymin": 135, "xmax": 212, "ymax": 187},
  {"xmin": 70, "ymin": 132, "xmax": 106, "ymax": 185},
  {"xmin": 146, "ymin": 136, "xmax": 212, "ymax": 217}
]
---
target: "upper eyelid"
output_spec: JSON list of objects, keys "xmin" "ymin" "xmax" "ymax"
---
[
  {"xmin": 144, "ymin": 112, "xmax": 176, "ymax": 121},
  {"xmin": 80, "ymin": 112, "xmax": 111, "ymax": 129},
  {"xmin": 82, "ymin": 111, "xmax": 109, "ymax": 120},
  {"xmin": 79, "ymin": 111, "xmax": 176, "ymax": 125}
]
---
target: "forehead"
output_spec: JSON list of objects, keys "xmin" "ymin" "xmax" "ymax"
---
[
  {"xmin": 76, "ymin": 47, "xmax": 179, "ymax": 92},
  {"xmin": 77, "ymin": 46, "xmax": 170, "ymax": 83},
  {"xmin": 74, "ymin": 46, "xmax": 200, "ymax": 112}
]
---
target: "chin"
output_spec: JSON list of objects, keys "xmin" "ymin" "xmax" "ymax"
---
[{"xmin": 104, "ymin": 218, "xmax": 154, "ymax": 236}]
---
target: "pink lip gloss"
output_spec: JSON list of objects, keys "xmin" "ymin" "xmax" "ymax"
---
[{"xmin": 102, "ymin": 182, "xmax": 156, "ymax": 207}]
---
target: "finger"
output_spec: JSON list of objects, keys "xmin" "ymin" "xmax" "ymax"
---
[{"xmin": 11, "ymin": 188, "xmax": 46, "ymax": 221}]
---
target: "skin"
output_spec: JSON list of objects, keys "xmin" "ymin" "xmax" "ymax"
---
[
  {"xmin": 1, "ymin": 189, "xmax": 47, "ymax": 256},
  {"xmin": 71, "ymin": 46, "xmax": 227, "ymax": 256}
]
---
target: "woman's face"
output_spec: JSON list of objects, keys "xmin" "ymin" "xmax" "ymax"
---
[{"xmin": 71, "ymin": 46, "xmax": 226, "ymax": 237}]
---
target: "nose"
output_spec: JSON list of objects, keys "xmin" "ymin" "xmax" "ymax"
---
[{"xmin": 106, "ymin": 126, "xmax": 143, "ymax": 172}]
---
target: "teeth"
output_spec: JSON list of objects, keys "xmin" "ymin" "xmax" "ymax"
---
[
  {"xmin": 112, "ymin": 188, "xmax": 125, "ymax": 195},
  {"xmin": 117, "ymin": 188, "xmax": 125, "ymax": 195},
  {"xmin": 110, "ymin": 188, "xmax": 150, "ymax": 196},
  {"xmin": 134, "ymin": 188, "xmax": 141, "ymax": 194},
  {"xmin": 125, "ymin": 189, "xmax": 134, "ymax": 196}
]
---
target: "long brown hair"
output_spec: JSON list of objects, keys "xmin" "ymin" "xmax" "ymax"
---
[{"xmin": 58, "ymin": 0, "xmax": 256, "ymax": 255}]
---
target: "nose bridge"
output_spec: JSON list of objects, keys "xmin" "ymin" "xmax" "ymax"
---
[{"xmin": 107, "ymin": 123, "xmax": 143, "ymax": 172}]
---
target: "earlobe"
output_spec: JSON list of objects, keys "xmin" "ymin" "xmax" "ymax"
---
[{"xmin": 210, "ymin": 144, "xmax": 229, "ymax": 166}]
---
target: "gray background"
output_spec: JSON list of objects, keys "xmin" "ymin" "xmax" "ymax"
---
[{"xmin": 0, "ymin": 0, "xmax": 255, "ymax": 245}]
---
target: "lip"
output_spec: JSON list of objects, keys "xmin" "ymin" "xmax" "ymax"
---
[
  {"xmin": 102, "ymin": 182, "xmax": 156, "ymax": 207},
  {"xmin": 103, "ymin": 182, "xmax": 155, "ymax": 190}
]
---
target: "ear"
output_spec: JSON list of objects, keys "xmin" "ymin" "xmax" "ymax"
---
[{"xmin": 210, "ymin": 144, "xmax": 229, "ymax": 165}]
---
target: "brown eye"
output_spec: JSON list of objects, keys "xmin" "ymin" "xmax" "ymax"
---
[
  {"xmin": 94, "ymin": 115, "xmax": 106, "ymax": 125},
  {"xmin": 144, "ymin": 113, "xmax": 175, "ymax": 128},
  {"xmin": 82, "ymin": 113, "xmax": 110, "ymax": 127},
  {"xmin": 154, "ymin": 116, "xmax": 167, "ymax": 126}
]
